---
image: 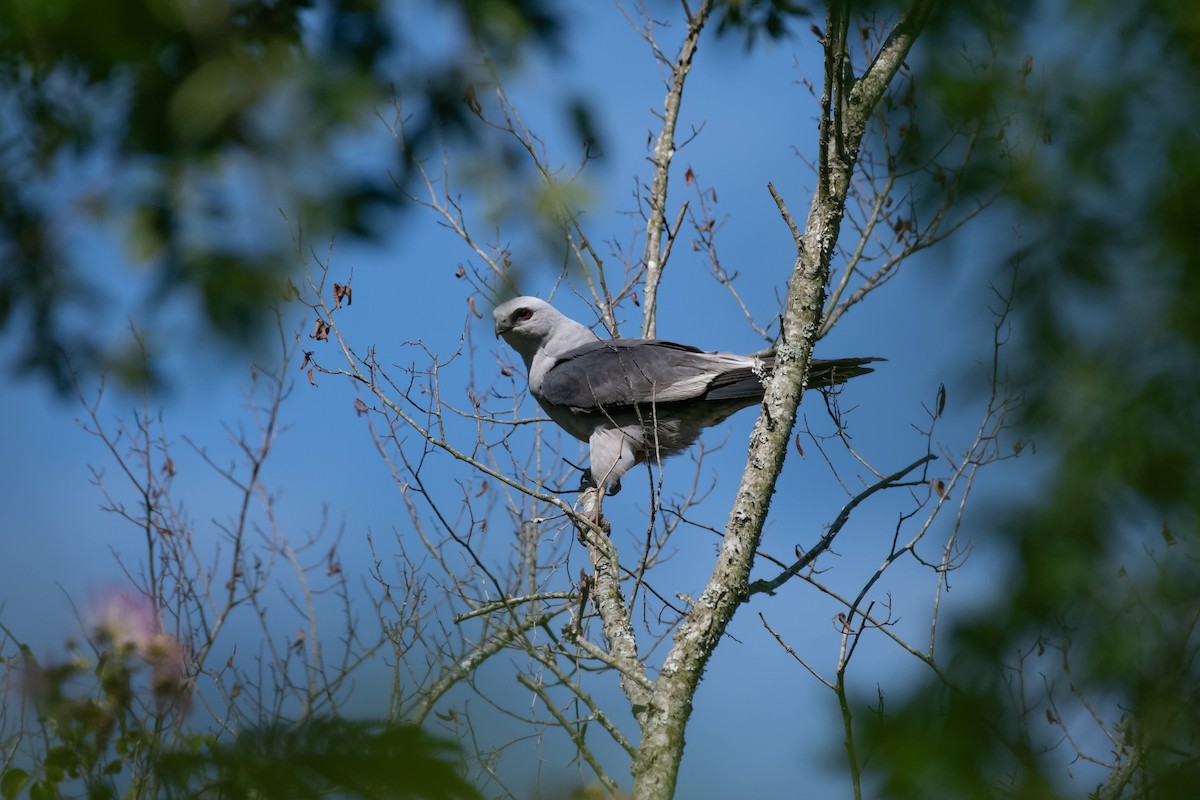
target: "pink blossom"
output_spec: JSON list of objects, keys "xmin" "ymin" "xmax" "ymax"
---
[{"xmin": 89, "ymin": 588, "xmax": 160, "ymax": 655}]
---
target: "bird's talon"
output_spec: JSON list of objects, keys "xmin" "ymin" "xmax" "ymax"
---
[{"xmin": 579, "ymin": 468, "xmax": 597, "ymax": 491}]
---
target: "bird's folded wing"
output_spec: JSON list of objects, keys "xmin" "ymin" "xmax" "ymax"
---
[{"xmin": 537, "ymin": 339, "xmax": 751, "ymax": 412}]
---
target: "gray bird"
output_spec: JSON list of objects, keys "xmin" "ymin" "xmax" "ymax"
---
[{"xmin": 494, "ymin": 296, "xmax": 878, "ymax": 495}]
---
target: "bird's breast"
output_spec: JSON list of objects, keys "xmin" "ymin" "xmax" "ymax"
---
[{"xmin": 532, "ymin": 394, "xmax": 595, "ymax": 443}]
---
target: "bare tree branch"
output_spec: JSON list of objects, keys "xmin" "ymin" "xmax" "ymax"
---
[{"xmin": 640, "ymin": 0, "xmax": 713, "ymax": 338}]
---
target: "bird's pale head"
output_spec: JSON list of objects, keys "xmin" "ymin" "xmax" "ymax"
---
[
  {"xmin": 494, "ymin": 296, "xmax": 602, "ymax": 370},
  {"xmin": 493, "ymin": 296, "xmax": 556, "ymax": 356}
]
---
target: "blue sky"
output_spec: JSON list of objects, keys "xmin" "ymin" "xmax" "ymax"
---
[{"xmin": 0, "ymin": 3, "xmax": 1036, "ymax": 796}]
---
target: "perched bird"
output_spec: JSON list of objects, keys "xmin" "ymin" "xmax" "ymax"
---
[{"xmin": 494, "ymin": 296, "xmax": 877, "ymax": 495}]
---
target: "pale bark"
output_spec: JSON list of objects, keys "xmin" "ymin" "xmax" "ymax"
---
[
  {"xmin": 640, "ymin": 0, "xmax": 712, "ymax": 339},
  {"xmin": 626, "ymin": 1, "xmax": 938, "ymax": 797}
]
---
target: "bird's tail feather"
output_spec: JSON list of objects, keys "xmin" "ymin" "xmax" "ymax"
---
[
  {"xmin": 705, "ymin": 356, "xmax": 881, "ymax": 401},
  {"xmin": 807, "ymin": 357, "xmax": 883, "ymax": 389}
]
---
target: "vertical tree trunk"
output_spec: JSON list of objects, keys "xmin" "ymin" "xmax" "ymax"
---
[{"xmin": 626, "ymin": 1, "xmax": 937, "ymax": 797}]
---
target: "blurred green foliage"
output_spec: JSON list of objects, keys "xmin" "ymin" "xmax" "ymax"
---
[
  {"xmin": 4, "ymin": 639, "xmax": 478, "ymax": 800},
  {"xmin": 156, "ymin": 717, "xmax": 480, "ymax": 799},
  {"xmin": 8, "ymin": 637, "xmax": 187, "ymax": 799},
  {"xmin": 0, "ymin": 0, "xmax": 562, "ymax": 389},
  {"xmin": 862, "ymin": 1, "xmax": 1200, "ymax": 797},
  {"xmin": 715, "ymin": 0, "xmax": 813, "ymax": 44}
]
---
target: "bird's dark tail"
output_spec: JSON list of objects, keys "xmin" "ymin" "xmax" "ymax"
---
[
  {"xmin": 705, "ymin": 356, "xmax": 881, "ymax": 401},
  {"xmin": 806, "ymin": 356, "xmax": 883, "ymax": 389}
]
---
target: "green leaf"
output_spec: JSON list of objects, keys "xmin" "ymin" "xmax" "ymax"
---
[
  {"xmin": 1, "ymin": 768, "xmax": 31, "ymax": 800},
  {"xmin": 29, "ymin": 779, "xmax": 58, "ymax": 800},
  {"xmin": 44, "ymin": 746, "xmax": 77, "ymax": 774}
]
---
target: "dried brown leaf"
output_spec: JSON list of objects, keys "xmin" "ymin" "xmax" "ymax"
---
[{"xmin": 463, "ymin": 84, "xmax": 482, "ymax": 117}]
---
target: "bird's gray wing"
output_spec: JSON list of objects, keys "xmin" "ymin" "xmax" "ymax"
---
[{"xmin": 537, "ymin": 339, "xmax": 740, "ymax": 411}]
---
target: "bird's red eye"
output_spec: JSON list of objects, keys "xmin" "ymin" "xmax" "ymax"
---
[{"xmin": 517, "ymin": 308, "xmax": 533, "ymax": 321}]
